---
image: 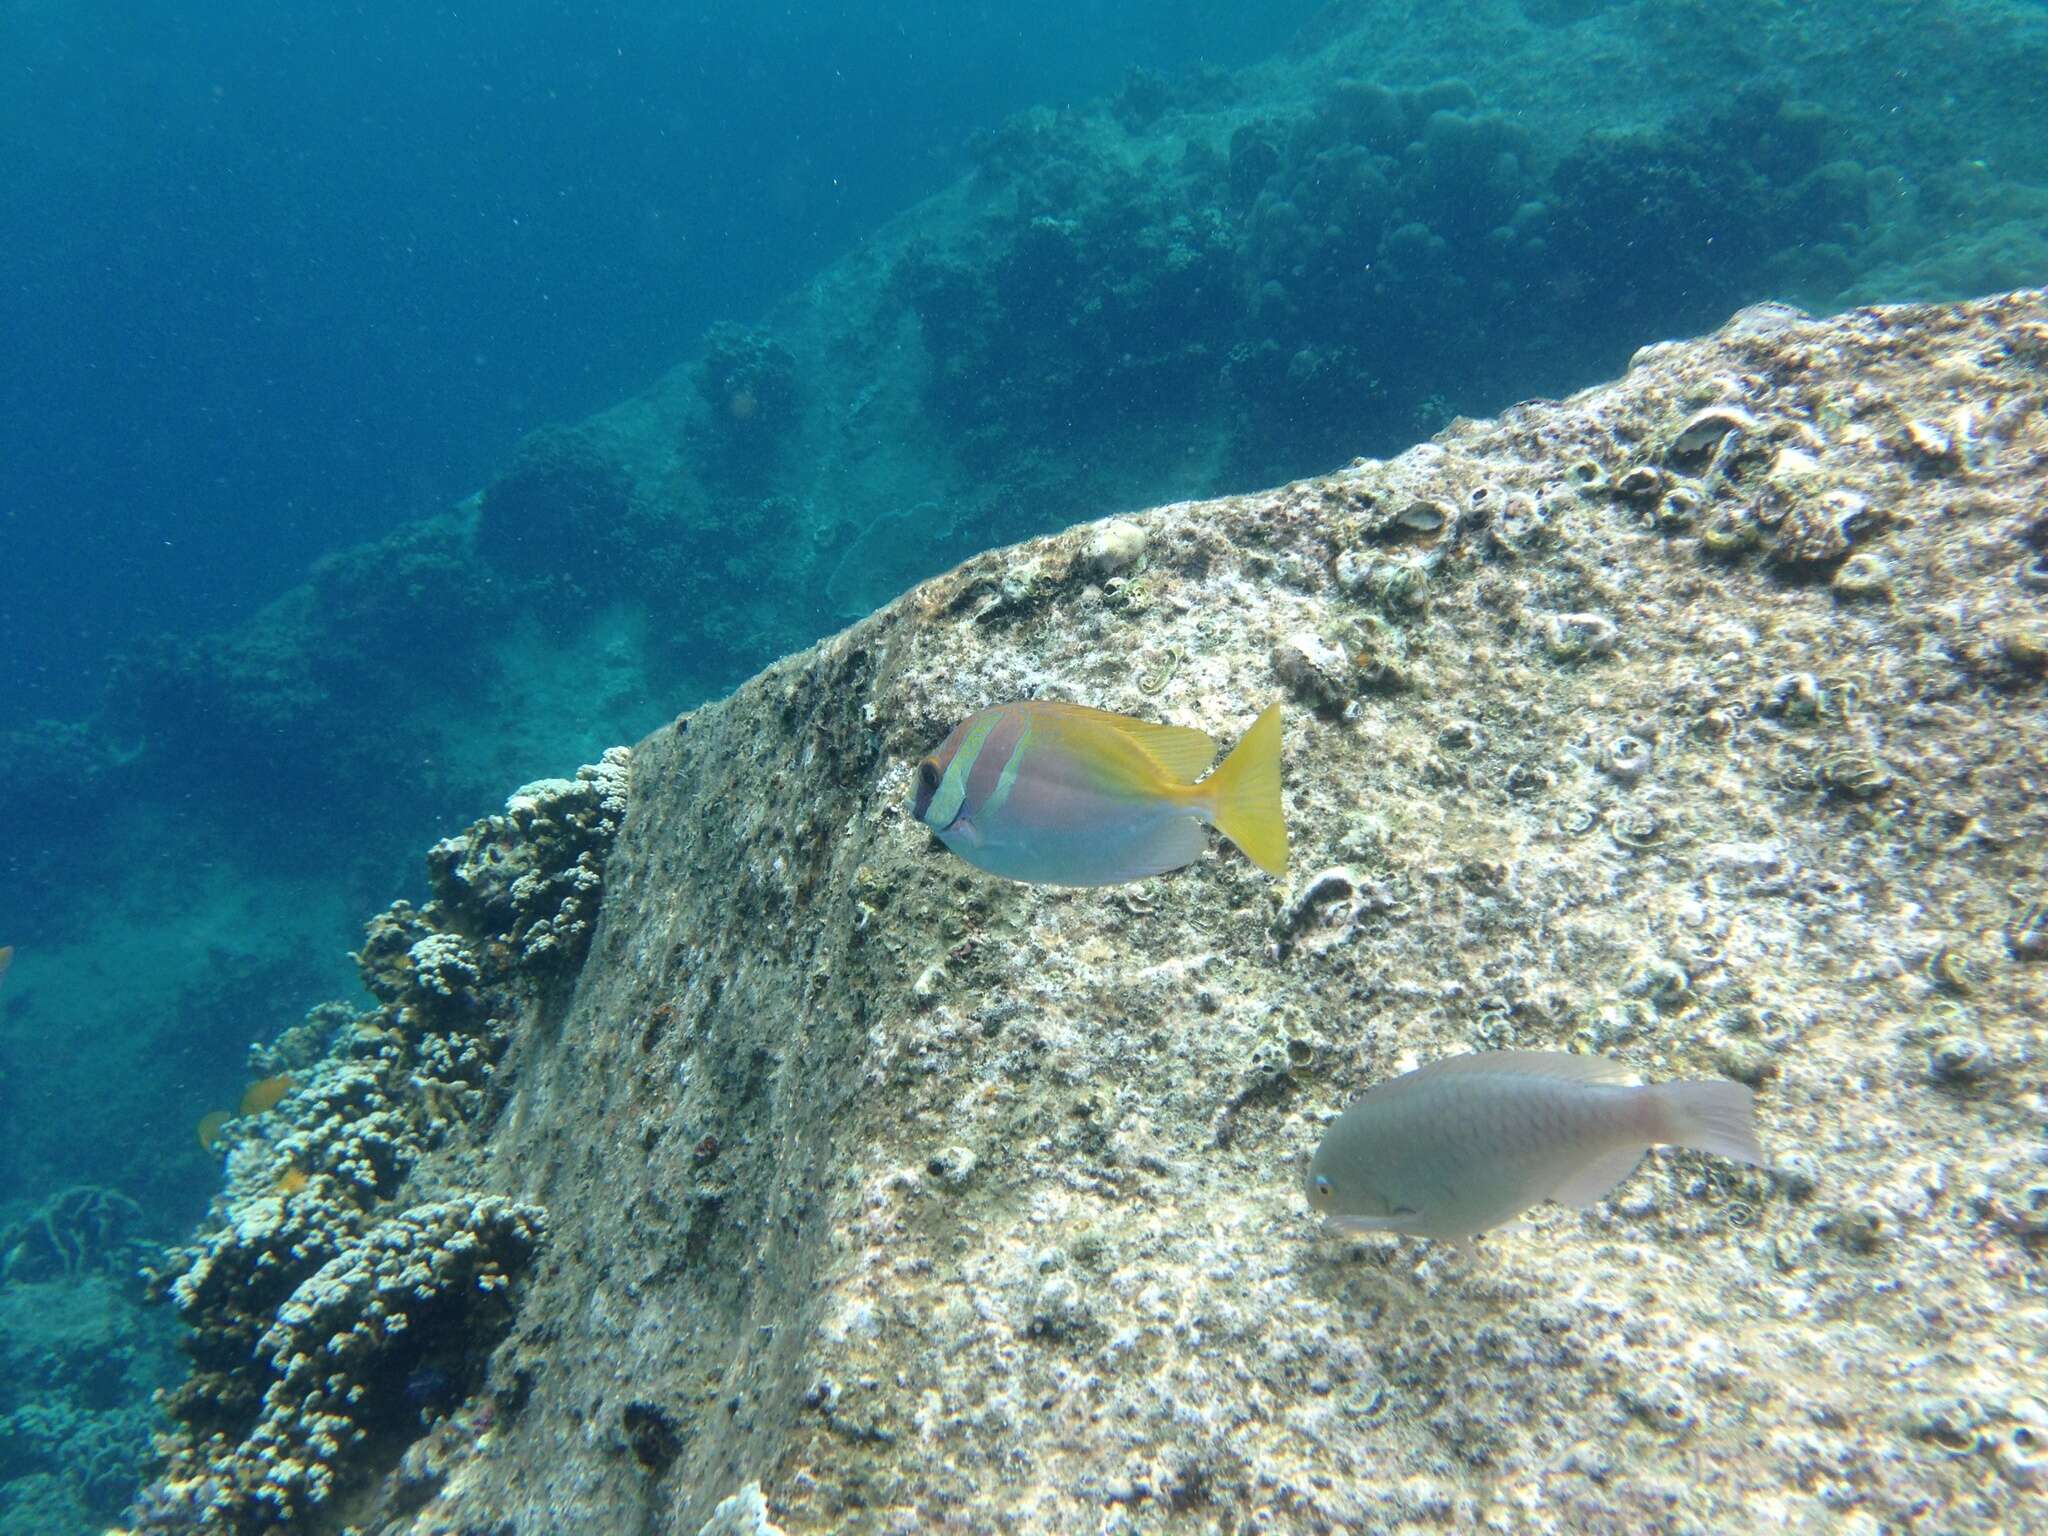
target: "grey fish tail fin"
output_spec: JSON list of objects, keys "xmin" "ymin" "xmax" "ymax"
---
[{"xmin": 1655, "ymin": 1080, "xmax": 1764, "ymax": 1166}]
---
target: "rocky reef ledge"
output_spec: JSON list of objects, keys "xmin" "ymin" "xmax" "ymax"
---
[{"xmin": 126, "ymin": 293, "xmax": 2046, "ymax": 1534}]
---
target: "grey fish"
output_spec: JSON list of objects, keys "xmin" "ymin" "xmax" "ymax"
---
[{"xmin": 1307, "ymin": 1050, "xmax": 1764, "ymax": 1241}]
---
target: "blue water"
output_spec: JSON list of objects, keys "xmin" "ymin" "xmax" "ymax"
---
[
  {"xmin": 2, "ymin": 1, "xmax": 2044, "ymax": 1529},
  {"xmin": 1, "ymin": 1, "xmax": 1320, "ymax": 723}
]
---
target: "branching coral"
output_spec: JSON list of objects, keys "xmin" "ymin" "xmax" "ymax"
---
[
  {"xmin": 424, "ymin": 747, "xmax": 631, "ymax": 972},
  {"xmin": 129, "ymin": 752, "xmax": 631, "ymax": 1532},
  {"xmin": 0, "ymin": 1185, "xmax": 149, "ymax": 1284},
  {"xmin": 136, "ymin": 1198, "xmax": 543, "ymax": 1533}
]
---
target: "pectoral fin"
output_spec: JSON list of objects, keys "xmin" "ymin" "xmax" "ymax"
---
[{"xmin": 1550, "ymin": 1144, "xmax": 1645, "ymax": 1209}]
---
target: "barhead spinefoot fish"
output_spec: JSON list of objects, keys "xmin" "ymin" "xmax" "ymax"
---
[
  {"xmin": 1308, "ymin": 1050, "xmax": 1764, "ymax": 1241},
  {"xmin": 911, "ymin": 699, "xmax": 1287, "ymax": 887}
]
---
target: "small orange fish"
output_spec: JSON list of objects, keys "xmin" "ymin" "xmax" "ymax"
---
[
  {"xmin": 239, "ymin": 1074, "xmax": 295, "ymax": 1116},
  {"xmin": 196, "ymin": 1110, "xmax": 234, "ymax": 1152}
]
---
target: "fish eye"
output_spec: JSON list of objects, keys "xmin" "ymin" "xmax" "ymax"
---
[
  {"xmin": 917, "ymin": 759, "xmax": 940, "ymax": 792},
  {"xmin": 1313, "ymin": 1175, "xmax": 1333, "ymax": 1196}
]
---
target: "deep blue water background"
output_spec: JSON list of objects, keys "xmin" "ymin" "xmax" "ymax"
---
[{"xmin": 1, "ymin": 0, "xmax": 1318, "ymax": 723}]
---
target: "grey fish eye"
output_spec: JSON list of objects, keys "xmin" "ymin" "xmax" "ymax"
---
[{"xmin": 1313, "ymin": 1175, "xmax": 1333, "ymax": 1195}]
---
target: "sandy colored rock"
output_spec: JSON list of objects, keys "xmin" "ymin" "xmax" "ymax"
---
[{"xmin": 130, "ymin": 293, "xmax": 2048, "ymax": 1534}]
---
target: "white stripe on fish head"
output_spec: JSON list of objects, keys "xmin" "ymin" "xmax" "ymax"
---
[{"xmin": 922, "ymin": 710, "xmax": 1002, "ymax": 832}]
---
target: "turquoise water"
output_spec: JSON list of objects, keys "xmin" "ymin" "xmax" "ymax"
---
[{"xmin": 2, "ymin": 1, "xmax": 2045, "ymax": 1529}]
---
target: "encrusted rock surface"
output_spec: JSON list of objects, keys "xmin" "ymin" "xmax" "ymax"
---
[{"xmin": 131, "ymin": 296, "xmax": 2046, "ymax": 1532}]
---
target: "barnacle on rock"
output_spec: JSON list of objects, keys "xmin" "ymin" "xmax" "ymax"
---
[
  {"xmin": 1927, "ymin": 1034, "xmax": 1994, "ymax": 1083},
  {"xmin": 1988, "ymin": 1409, "xmax": 2047, "ymax": 1491},
  {"xmin": 1544, "ymin": 610, "xmax": 1619, "ymax": 661},
  {"xmin": 1271, "ymin": 631, "xmax": 1354, "ymax": 708},
  {"xmin": 1325, "ymin": 451, "xmax": 1466, "ymax": 551},
  {"xmin": 1554, "ymin": 797, "xmax": 1599, "ymax": 830},
  {"xmin": 926, "ymin": 1145, "xmax": 977, "ymax": 1188},
  {"xmin": 1083, "ymin": 518, "xmax": 1148, "ymax": 578},
  {"xmin": 1612, "ymin": 464, "xmax": 1660, "ymax": 500},
  {"xmin": 1348, "ymin": 622, "xmax": 1409, "ymax": 690},
  {"xmin": 1393, "ymin": 498, "xmax": 1452, "ymax": 539},
  {"xmin": 1570, "ymin": 458, "xmax": 1615, "ymax": 495},
  {"xmin": 1926, "ymin": 944, "xmax": 1979, "ymax": 995},
  {"xmin": 1765, "ymin": 671, "xmax": 1827, "ymax": 721},
  {"xmin": 1368, "ymin": 555, "xmax": 1431, "ymax": 612},
  {"xmin": 1697, "ymin": 500, "xmax": 1762, "ymax": 555},
  {"xmin": 1817, "ymin": 749, "xmax": 1894, "ymax": 800},
  {"xmin": 1772, "ymin": 1152, "xmax": 1822, "ymax": 1200},
  {"xmin": 1824, "ymin": 1203, "xmax": 1890, "ymax": 1254},
  {"xmin": 2008, "ymin": 899, "xmax": 2048, "ymax": 961},
  {"xmin": 1667, "ymin": 403, "xmax": 1757, "ymax": 466},
  {"xmin": 1993, "ymin": 622, "xmax": 2048, "ymax": 675},
  {"xmin": 1597, "ymin": 733, "xmax": 1653, "ymax": 782},
  {"xmin": 1609, "ymin": 804, "xmax": 1666, "ymax": 848},
  {"xmin": 1622, "ymin": 957, "xmax": 1691, "ymax": 1009},
  {"xmin": 1900, "ymin": 417, "xmax": 1957, "ymax": 466},
  {"xmin": 1488, "ymin": 491, "xmax": 1550, "ymax": 556},
  {"xmin": 1653, "ymin": 480, "xmax": 1704, "ymax": 528},
  {"xmin": 1771, "ymin": 487, "xmax": 1878, "ymax": 571},
  {"xmin": 1714, "ymin": 1037, "xmax": 1777, "ymax": 1086}
]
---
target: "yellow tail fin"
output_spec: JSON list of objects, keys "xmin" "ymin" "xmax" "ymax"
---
[{"xmin": 1202, "ymin": 702, "xmax": 1288, "ymax": 876}]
